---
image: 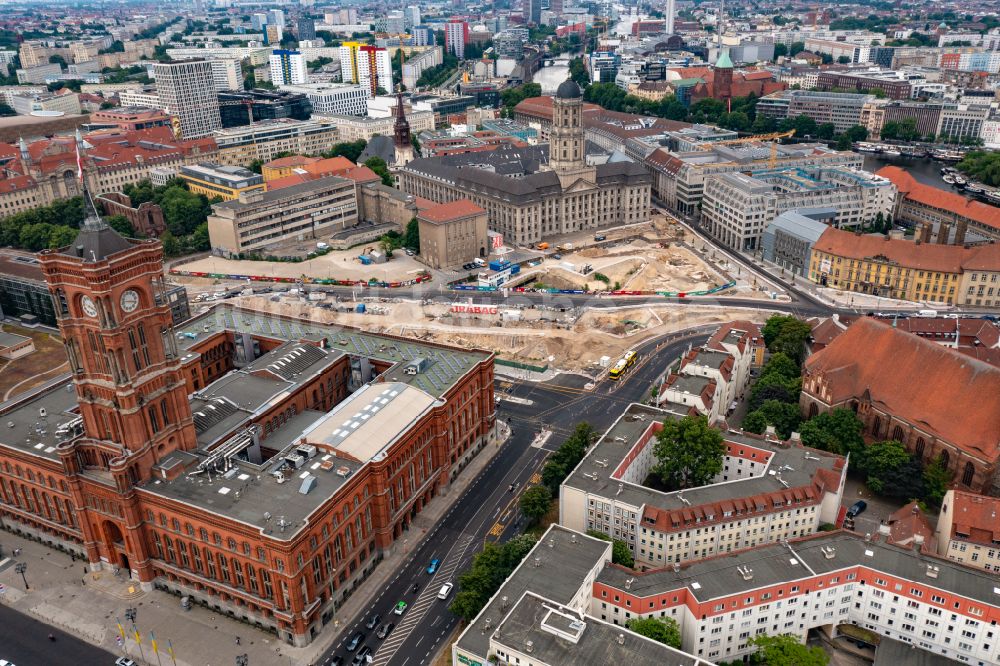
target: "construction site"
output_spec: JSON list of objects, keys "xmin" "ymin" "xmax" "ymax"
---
[{"xmin": 226, "ymin": 293, "xmax": 777, "ymax": 375}]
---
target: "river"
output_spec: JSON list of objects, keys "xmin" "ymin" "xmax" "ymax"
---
[
  {"xmin": 533, "ymin": 60, "xmax": 571, "ymax": 94},
  {"xmin": 862, "ymin": 154, "xmax": 955, "ymax": 191}
]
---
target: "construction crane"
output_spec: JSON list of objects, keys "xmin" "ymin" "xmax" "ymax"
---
[{"xmin": 694, "ymin": 130, "xmax": 796, "ymax": 168}]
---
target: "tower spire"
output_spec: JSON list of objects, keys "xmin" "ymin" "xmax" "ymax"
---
[{"xmin": 75, "ymin": 128, "xmax": 105, "ymax": 231}]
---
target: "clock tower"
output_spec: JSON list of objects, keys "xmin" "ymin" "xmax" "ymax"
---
[{"xmin": 38, "ymin": 210, "xmax": 197, "ymax": 486}]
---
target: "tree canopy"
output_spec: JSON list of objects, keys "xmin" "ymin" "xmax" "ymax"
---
[
  {"xmin": 586, "ymin": 530, "xmax": 634, "ymax": 568},
  {"xmin": 449, "ymin": 534, "xmax": 537, "ymax": 621},
  {"xmin": 652, "ymin": 414, "xmax": 725, "ymax": 490},
  {"xmin": 519, "ymin": 485, "xmax": 552, "ymax": 523},
  {"xmin": 798, "ymin": 408, "xmax": 865, "ymax": 458},
  {"xmin": 748, "ymin": 633, "xmax": 828, "ymax": 665},
  {"xmin": 626, "ymin": 616, "xmax": 682, "ymax": 648},
  {"xmin": 364, "ymin": 156, "xmax": 395, "ymax": 187},
  {"xmin": 541, "ymin": 423, "xmax": 596, "ymax": 494}
]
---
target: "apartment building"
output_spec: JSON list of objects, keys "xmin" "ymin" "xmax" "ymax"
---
[
  {"xmin": 559, "ymin": 404, "xmax": 847, "ymax": 569},
  {"xmin": 279, "ymin": 83, "xmax": 369, "ymax": 116},
  {"xmin": 207, "ymin": 58, "xmax": 242, "ymax": 91},
  {"xmin": 16, "ymin": 62, "xmax": 63, "ymax": 85},
  {"xmin": 208, "ymin": 175, "xmax": 359, "ymax": 255},
  {"xmin": 401, "ymin": 47, "xmax": 443, "ymax": 90},
  {"xmin": 338, "ymin": 42, "xmax": 392, "ymax": 97},
  {"xmin": 269, "ymin": 49, "xmax": 307, "ymax": 86},
  {"xmin": 319, "ymin": 110, "xmax": 434, "ymax": 142},
  {"xmin": 701, "ymin": 166, "xmax": 896, "ymax": 252},
  {"xmin": 816, "ymin": 69, "xmax": 912, "ymax": 100},
  {"xmin": 936, "ymin": 490, "xmax": 1000, "ymax": 573},
  {"xmin": 10, "ymin": 90, "xmax": 81, "ymax": 116},
  {"xmin": 645, "ymin": 142, "xmax": 860, "ymax": 217}
]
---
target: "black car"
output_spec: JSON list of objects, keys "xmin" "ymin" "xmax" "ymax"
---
[
  {"xmin": 377, "ymin": 622, "xmax": 395, "ymax": 639},
  {"xmin": 846, "ymin": 500, "xmax": 867, "ymax": 518},
  {"xmin": 346, "ymin": 631, "xmax": 365, "ymax": 652},
  {"xmin": 411, "ymin": 582, "xmax": 420, "ymax": 594},
  {"xmin": 365, "ymin": 613, "xmax": 380, "ymax": 630},
  {"xmin": 353, "ymin": 645, "xmax": 373, "ymax": 665},
  {"xmin": 331, "ymin": 657, "xmax": 343, "ymax": 666}
]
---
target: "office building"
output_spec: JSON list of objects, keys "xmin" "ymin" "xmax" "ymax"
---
[
  {"xmin": 761, "ymin": 211, "xmax": 830, "ymax": 277},
  {"xmin": 153, "ymin": 60, "xmax": 222, "ymax": 139},
  {"xmin": 665, "ymin": 0, "xmax": 676, "ymax": 34},
  {"xmin": 701, "ymin": 166, "xmax": 896, "ymax": 252},
  {"xmin": 211, "ymin": 119, "xmax": 340, "ymax": 166},
  {"xmin": 88, "ymin": 108, "xmax": 172, "ymax": 132},
  {"xmin": 251, "ymin": 13, "xmax": 268, "ymax": 31},
  {"xmin": 338, "ymin": 43, "xmax": 393, "ymax": 96},
  {"xmin": 278, "ymin": 83, "xmax": 368, "ymax": 116},
  {"xmin": 417, "ymin": 200, "xmax": 489, "ymax": 269},
  {"xmin": 399, "ymin": 81, "xmax": 651, "ymax": 245},
  {"xmin": 404, "ymin": 6, "xmax": 421, "ymax": 28},
  {"xmin": 10, "ymin": 90, "xmax": 81, "ymax": 116},
  {"xmin": 816, "ymin": 69, "xmax": 913, "ymax": 100},
  {"xmin": 296, "ymin": 17, "xmax": 316, "ymax": 41},
  {"xmin": 527, "ymin": 0, "xmax": 542, "ymax": 25},
  {"xmin": 269, "ymin": 50, "xmax": 308, "ymax": 86},
  {"xmin": 15, "ymin": 62, "xmax": 63, "ymax": 85},
  {"xmin": 445, "ymin": 21, "xmax": 468, "ymax": 60},
  {"xmin": 217, "ymin": 90, "xmax": 313, "ymax": 128},
  {"xmin": 319, "ymin": 110, "xmax": 434, "ymax": 142},
  {"xmin": 179, "ymin": 163, "xmax": 265, "ymax": 201},
  {"xmin": 1, "ymin": 224, "xmax": 495, "ymax": 648},
  {"xmin": 208, "ymin": 175, "xmax": 359, "ymax": 255},
  {"xmin": 757, "ymin": 90, "xmax": 874, "ymax": 133}
]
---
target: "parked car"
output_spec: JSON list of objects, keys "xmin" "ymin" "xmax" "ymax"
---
[
  {"xmin": 365, "ymin": 613, "xmax": 380, "ymax": 630},
  {"xmin": 394, "ymin": 601, "xmax": 407, "ymax": 616},
  {"xmin": 410, "ymin": 582, "xmax": 420, "ymax": 594},
  {"xmin": 377, "ymin": 622, "xmax": 394, "ymax": 639},
  {"xmin": 846, "ymin": 500, "xmax": 867, "ymax": 518},
  {"xmin": 427, "ymin": 558, "xmax": 440, "ymax": 574},
  {"xmin": 346, "ymin": 631, "xmax": 365, "ymax": 651},
  {"xmin": 405, "ymin": 248, "xmax": 415, "ymax": 256}
]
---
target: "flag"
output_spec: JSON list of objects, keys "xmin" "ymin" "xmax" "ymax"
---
[
  {"xmin": 116, "ymin": 618, "xmax": 126, "ymax": 642},
  {"xmin": 491, "ymin": 234, "xmax": 504, "ymax": 250},
  {"xmin": 134, "ymin": 627, "xmax": 141, "ymax": 644},
  {"xmin": 75, "ymin": 141, "xmax": 83, "ymax": 181},
  {"xmin": 150, "ymin": 630, "xmax": 158, "ymax": 653}
]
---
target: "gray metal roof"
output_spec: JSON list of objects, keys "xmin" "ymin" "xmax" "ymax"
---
[{"xmin": 765, "ymin": 211, "xmax": 829, "ymax": 244}]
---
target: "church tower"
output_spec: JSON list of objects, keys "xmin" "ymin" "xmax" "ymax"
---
[
  {"xmin": 549, "ymin": 79, "xmax": 595, "ymax": 187},
  {"xmin": 392, "ymin": 89, "xmax": 415, "ymax": 166},
  {"xmin": 38, "ymin": 205, "xmax": 197, "ymax": 486}
]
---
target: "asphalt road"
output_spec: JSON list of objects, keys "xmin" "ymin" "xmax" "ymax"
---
[
  {"xmin": 0, "ymin": 602, "xmax": 117, "ymax": 666},
  {"xmin": 316, "ymin": 332, "xmax": 706, "ymax": 666}
]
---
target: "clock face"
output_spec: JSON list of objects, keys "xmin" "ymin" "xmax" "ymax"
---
[
  {"xmin": 120, "ymin": 289, "xmax": 140, "ymax": 313},
  {"xmin": 80, "ymin": 295, "xmax": 98, "ymax": 318}
]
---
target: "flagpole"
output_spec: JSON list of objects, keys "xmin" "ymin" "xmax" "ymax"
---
[
  {"xmin": 150, "ymin": 630, "xmax": 164, "ymax": 666},
  {"xmin": 167, "ymin": 638, "xmax": 177, "ymax": 666}
]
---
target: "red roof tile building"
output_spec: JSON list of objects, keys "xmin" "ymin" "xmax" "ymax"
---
[
  {"xmin": 417, "ymin": 199, "xmax": 488, "ymax": 270},
  {"xmin": 883, "ymin": 502, "xmax": 935, "ymax": 552},
  {"xmin": 801, "ymin": 317, "xmax": 1000, "ymax": 495},
  {"xmin": 936, "ymin": 490, "xmax": 1000, "ymax": 572},
  {"xmin": 877, "ymin": 165, "xmax": 1000, "ymax": 243}
]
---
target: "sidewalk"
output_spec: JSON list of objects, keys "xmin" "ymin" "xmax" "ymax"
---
[{"xmin": 0, "ymin": 423, "xmax": 510, "ymax": 666}]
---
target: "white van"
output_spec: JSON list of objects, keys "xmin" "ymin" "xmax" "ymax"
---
[
  {"xmin": 438, "ymin": 582, "xmax": 454, "ymax": 600},
  {"xmin": 916, "ymin": 309, "xmax": 938, "ymax": 318}
]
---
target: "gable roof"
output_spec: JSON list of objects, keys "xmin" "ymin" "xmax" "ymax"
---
[
  {"xmin": 804, "ymin": 317, "xmax": 1000, "ymax": 461},
  {"xmin": 878, "ymin": 165, "xmax": 1000, "ymax": 232},
  {"xmin": 812, "ymin": 226, "xmax": 1000, "ymax": 274},
  {"xmin": 947, "ymin": 490, "xmax": 1000, "ymax": 545}
]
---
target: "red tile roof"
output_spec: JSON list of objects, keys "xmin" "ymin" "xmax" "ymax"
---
[
  {"xmin": 885, "ymin": 502, "xmax": 934, "ymax": 551},
  {"xmin": 947, "ymin": 490, "xmax": 1000, "ymax": 546},
  {"xmin": 804, "ymin": 317, "xmax": 1000, "ymax": 461},
  {"xmin": 813, "ymin": 226, "xmax": 1000, "ymax": 274},
  {"xmin": 264, "ymin": 155, "xmax": 319, "ymax": 169},
  {"xmin": 877, "ymin": 165, "xmax": 1000, "ymax": 232},
  {"xmin": 418, "ymin": 199, "xmax": 486, "ymax": 224},
  {"xmin": 0, "ymin": 174, "xmax": 38, "ymax": 195}
]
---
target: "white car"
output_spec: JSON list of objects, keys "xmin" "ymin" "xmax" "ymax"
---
[{"xmin": 438, "ymin": 582, "xmax": 454, "ymax": 600}]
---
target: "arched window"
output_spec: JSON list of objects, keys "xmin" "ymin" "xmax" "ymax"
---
[
  {"xmin": 962, "ymin": 462, "xmax": 975, "ymax": 487},
  {"xmin": 871, "ymin": 417, "xmax": 882, "ymax": 437},
  {"xmin": 808, "ymin": 403, "xmax": 818, "ymax": 419},
  {"xmin": 892, "ymin": 425, "xmax": 904, "ymax": 442},
  {"xmin": 940, "ymin": 449, "xmax": 950, "ymax": 470},
  {"xmin": 915, "ymin": 438, "xmax": 926, "ymax": 458}
]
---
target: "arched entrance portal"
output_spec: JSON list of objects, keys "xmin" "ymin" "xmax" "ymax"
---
[{"xmin": 102, "ymin": 520, "xmax": 131, "ymax": 575}]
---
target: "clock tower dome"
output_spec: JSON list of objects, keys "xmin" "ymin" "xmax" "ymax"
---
[{"xmin": 38, "ymin": 210, "xmax": 197, "ymax": 487}]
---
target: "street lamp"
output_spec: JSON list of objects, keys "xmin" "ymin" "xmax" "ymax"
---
[
  {"xmin": 14, "ymin": 562, "xmax": 27, "ymax": 589},
  {"xmin": 125, "ymin": 607, "xmax": 137, "ymax": 625},
  {"xmin": 236, "ymin": 655, "xmax": 249, "ymax": 666}
]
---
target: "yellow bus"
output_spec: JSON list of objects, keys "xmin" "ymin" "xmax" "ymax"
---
[{"xmin": 608, "ymin": 350, "xmax": 638, "ymax": 380}]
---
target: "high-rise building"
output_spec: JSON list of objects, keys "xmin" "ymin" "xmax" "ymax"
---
[
  {"xmin": 217, "ymin": 90, "xmax": 313, "ymax": 128},
  {"xmin": 338, "ymin": 42, "xmax": 392, "ymax": 97},
  {"xmin": 153, "ymin": 60, "xmax": 222, "ymax": 139},
  {"xmin": 267, "ymin": 9, "xmax": 286, "ymax": 29},
  {"xmin": 296, "ymin": 17, "xmax": 316, "ymax": 41},
  {"xmin": 278, "ymin": 83, "xmax": 368, "ymax": 116},
  {"xmin": 264, "ymin": 24, "xmax": 283, "ymax": 46},
  {"xmin": 445, "ymin": 21, "xmax": 469, "ymax": 59},
  {"xmin": 404, "ymin": 6, "xmax": 421, "ymax": 28},
  {"xmin": 207, "ymin": 58, "xmax": 242, "ymax": 91},
  {"xmin": 664, "ymin": 0, "xmax": 676, "ymax": 34},
  {"xmin": 528, "ymin": 0, "xmax": 542, "ymax": 25},
  {"xmin": 250, "ymin": 13, "xmax": 268, "ymax": 31},
  {"xmin": 269, "ymin": 49, "xmax": 307, "ymax": 86}
]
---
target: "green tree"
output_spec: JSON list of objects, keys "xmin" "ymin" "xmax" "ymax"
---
[
  {"xmin": 0, "ymin": 102, "xmax": 15, "ymax": 117},
  {"xmin": 47, "ymin": 225, "xmax": 77, "ymax": 249},
  {"xmin": 519, "ymin": 485, "xmax": 552, "ymax": 523},
  {"xmin": 626, "ymin": 617, "xmax": 682, "ymax": 648},
  {"xmin": 859, "ymin": 440, "xmax": 912, "ymax": 494},
  {"xmin": 160, "ymin": 230, "xmax": 181, "ymax": 256},
  {"xmin": 816, "ymin": 122, "xmax": 836, "ymax": 140},
  {"xmin": 956, "ymin": 151, "xmax": 1000, "ymax": 188},
  {"xmin": 773, "ymin": 43, "xmax": 788, "ymax": 59},
  {"xmin": 48, "ymin": 54, "xmax": 67, "ymax": 67},
  {"xmin": 748, "ymin": 633, "xmax": 828, "ymax": 665},
  {"xmin": 585, "ymin": 530, "xmax": 634, "ymax": 567},
  {"xmin": 922, "ymin": 455, "xmax": 952, "ymax": 506},
  {"xmin": 759, "ymin": 351, "xmax": 799, "ymax": 380},
  {"xmin": 766, "ymin": 317, "xmax": 812, "ymax": 365},
  {"xmin": 651, "ymin": 415, "xmax": 725, "ymax": 490},
  {"xmin": 568, "ymin": 57, "xmax": 589, "ymax": 87},
  {"xmin": 104, "ymin": 214, "xmax": 134, "ymax": 237},
  {"xmin": 799, "ymin": 408, "xmax": 864, "ymax": 457},
  {"xmin": 743, "ymin": 400, "xmax": 801, "ymax": 439},
  {"xmin": 190, "ymin": 222, "xmax": 210, "ymax": 252},
  {"xmin": 789, "ymin": 41, "xmax": 806, "ymax": 56},
  {"xmin": 541, "ymin": 459, "xmax": 567, "ymax": 495},
  {"xmin": 364, "ymin": 156, "xmax": 395, "ymax": 187},
  {"xmin": 450, "ymin": 534, "xmax": 537, "ymax": 621},
  {"xmin": 321, "ymin": 139, "xmax": 367, "ymax": 163},
  {"xmin": 404, "ymin": 217, "xmax": 420, "ymax": 250}
]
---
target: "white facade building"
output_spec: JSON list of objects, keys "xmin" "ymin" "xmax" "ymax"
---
[
  {"xmin": 152, "ymin": 60, "xmax": 222, "ymax": 139},
  {"xmin": 279, "ymin": 83, "xmax": 369, "ymax": 116},
  {"xmin": 269, "ymin": 50, "xmax": 308, "ymax": 86}
]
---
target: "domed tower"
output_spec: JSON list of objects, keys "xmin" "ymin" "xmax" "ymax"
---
[{"xmin": 549, "ymin": 79, "xmax": 595, "ymax": 186}]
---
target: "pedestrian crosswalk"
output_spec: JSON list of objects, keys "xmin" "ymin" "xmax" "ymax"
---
[{"xmin": 369, "ymin": 534, "xmax": 474, "ymax": 666}]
